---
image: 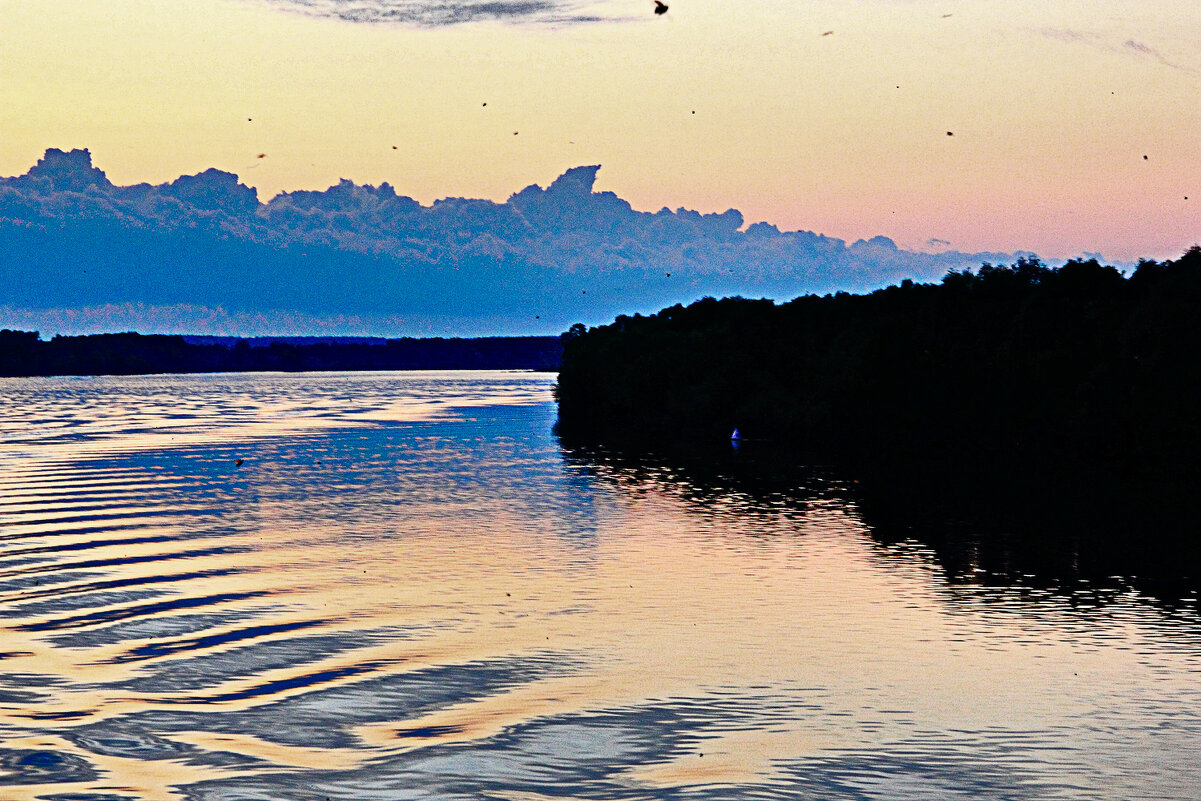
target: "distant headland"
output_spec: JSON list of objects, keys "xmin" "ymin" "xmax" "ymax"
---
[
  {"xmin": 0, "ymin": 333, "xmax": 562, "ymax": 377},
  {"xmin": 555, "ymin": 248, "xmax": 1201, "ymax": 484}
]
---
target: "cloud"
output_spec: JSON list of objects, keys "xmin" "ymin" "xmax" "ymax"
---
[
  {"xmin": 0, "ymin": 148, "xmax": 1037, "ymax": 336},
  {"xmin": 1035, "ymin": 28, "xmax": 1193, "ymax": 72},
  {"xmin": 254, "ymin": 0, "xmax": 610, "ymax": 26},
  {"xmin": 1035, "ymin": 27, "xmax": 1096, "ymax": 45},
  {"xmin": 1123, "ymin": 39, "xmax": 1191, "ymax": 72}
]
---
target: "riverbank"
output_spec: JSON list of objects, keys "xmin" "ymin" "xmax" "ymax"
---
[
  {"xmin": 555, "ymin": 249, "xmax": 1201, "ymax": 483},
  {"xmin": 0, "ymin": 331, "xmax": 563, "ymax": 377}
]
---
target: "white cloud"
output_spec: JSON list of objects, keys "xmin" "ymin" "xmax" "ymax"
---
[{"xmin": 0, "ymin": 149, "xmax": 1038, "ymax": 335}]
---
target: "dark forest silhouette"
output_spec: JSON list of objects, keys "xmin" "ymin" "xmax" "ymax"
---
[
  {"xmin": 556, "ymin": 248, "xmax": 1201, "ymax": 486},
  {"xmin": 0, "ymin": 332, "xmax": 562, "ymax": 377}
]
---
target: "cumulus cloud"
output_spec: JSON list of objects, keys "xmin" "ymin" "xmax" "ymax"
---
[
  {"xmin": 253, "ymin": 0, "xmax": 610, "ymax": 26},
  {"xmin": 0, "ymin": 148, "xmax": 1034, "ymax": 336}
]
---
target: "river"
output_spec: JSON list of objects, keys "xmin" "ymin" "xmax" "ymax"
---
[{"xmin": 0, "ymin": 371, "xmax": 1198, "ymax": 800}]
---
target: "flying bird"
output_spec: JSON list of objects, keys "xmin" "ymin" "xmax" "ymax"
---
[
  {"xmin": 821, "ymin": 30, "xmax": 834, "ymax": 36},
  {"xmin": 653, "ymin": 1, "xmax": 668, "ymax": 15},
  {"xmin": 256, "ymin": 153, "xmax": 267, "ymax": 159},
  {"xmin": 946, "ymin": 131, "xmax": 954, "ymax": 136}
]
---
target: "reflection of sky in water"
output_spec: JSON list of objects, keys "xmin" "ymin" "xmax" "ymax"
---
[{"xmin": 0, "ymin": 372, "xmax": 1198, "ymax": 800}]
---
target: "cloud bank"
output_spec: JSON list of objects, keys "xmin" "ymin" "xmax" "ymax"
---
[{"xmin": 0, "ymin": 148, "xmax": 1032, "ymax": 336}]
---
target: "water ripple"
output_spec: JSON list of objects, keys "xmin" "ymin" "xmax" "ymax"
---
[{"xmin": 0, "ymin": 372, "xmax": 1197, "ymax": 800}]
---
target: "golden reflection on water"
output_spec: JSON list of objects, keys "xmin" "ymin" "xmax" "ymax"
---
[{"xmin": 1, "ymin": 371, "xmax": 1199, "ymax": 799}]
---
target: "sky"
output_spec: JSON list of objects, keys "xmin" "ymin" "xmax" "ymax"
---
[{"xmin": 2, "ymin": 0, "xmax": 1199, "ymax": 266}]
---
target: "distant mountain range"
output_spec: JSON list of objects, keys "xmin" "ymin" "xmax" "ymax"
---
[{"xmin": 0, "ymin": 148, "xmax": 1032, "ymax": 336}]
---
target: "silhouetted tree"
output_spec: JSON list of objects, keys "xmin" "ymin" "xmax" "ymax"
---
[{"xmin": 556, "ymin": 249, "xmax": 1201, "ymax": 482}]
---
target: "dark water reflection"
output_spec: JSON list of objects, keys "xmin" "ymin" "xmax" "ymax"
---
[
  {"xmin": 1, "ymin": 372, "xmax": 1199, "ymax": 800},
  {"xmin": 562, "ymin": 437, "xmax": 1201, "ymax": 607}
]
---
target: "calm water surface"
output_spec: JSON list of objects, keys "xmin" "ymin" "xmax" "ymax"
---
[{"xmin": 0, "ymin": 371, "xmax": 1198, "ymax": 800}]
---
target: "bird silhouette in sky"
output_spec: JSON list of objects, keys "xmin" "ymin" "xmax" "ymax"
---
[
  {"xmin": 654, "ymin": 1, "xmax": 668, "ymax": 15},
  {"xmin": 821, "ymin": 30, "xmax": 834, "ymax": 36}
]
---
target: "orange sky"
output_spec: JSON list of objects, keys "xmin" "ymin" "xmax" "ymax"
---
[{"xmin": 1, "ymin": 0, "xmax": 1199, "ymax": 260}]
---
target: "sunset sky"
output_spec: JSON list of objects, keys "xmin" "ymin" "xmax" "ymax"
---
[{"xmin": 2, "ymin": 0, "xmax": 1199, "ymax": 262}]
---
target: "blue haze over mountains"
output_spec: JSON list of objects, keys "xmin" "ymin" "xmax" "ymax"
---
[{"xmin": 1, "ymin": 148, "xmax": 1032, "ymax": 336}]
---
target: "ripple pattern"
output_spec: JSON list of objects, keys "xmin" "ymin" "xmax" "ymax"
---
[{"xmin": 0, "ymin": 371, "xmax": 1198, "ymax": 800}]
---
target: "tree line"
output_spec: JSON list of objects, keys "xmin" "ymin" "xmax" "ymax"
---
[
  {"xmin": 556, "ymin": 248, "xmax": 1201, "ymax": 481},
  {"xmin": 0, "ymin": 332, "xmax": 562, "ymax": 377}
]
